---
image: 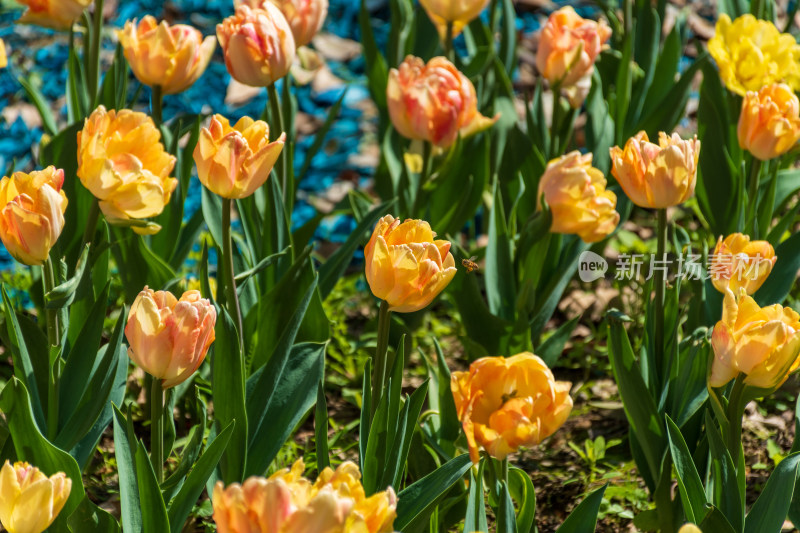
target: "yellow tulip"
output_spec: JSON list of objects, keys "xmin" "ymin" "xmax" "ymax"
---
[
  {"xmin": 708, "ymin": 14, "xmax": 800, "ymax": 96},
  {"xmin": 536, "ymin": 6, "xmax": 611, "ymax": 89},
  {"xmin": 217, "ymin": 4, "xmax": 296, "ymax": 87},
  {"xmin": 118, "ymin": 16, "xmax": 216, "ymax": 95},
  {"xmin": 0, "ymin": 39, "xmax": 7, "ymax": 69},
  {"xmin": 193, "ymin": 114, "xmax": 285, "ymax": 199},
  {"xmin": 212, "ymin": 459, "xmax": 397, "ymax": 533},
  {"xmin": 0, "ymin": 167, "xmax": 68, "ymax": 266},
  {"xmin": 418, "ymin": 0, "xmax": 489, "ymax": 41},
  {"xmin": 237, "ymin": 0, "xmax": 328, "ymax": 47},
  {"xmin": 15, "ymin": 0, "xmax": 91, "ymax": 30},
  {"xmin": 710, "ymin": 289, "xmax": 800, "ymax": 390},
  {"xmin": 364, "ymin": 215, "xmax": 457, "ymax": 313},
  {"xmin": 678, "ymin": 525, "xmax": 702, "ymax": 533},
  {"xmin": 387, "ymin": 56, "xmax": 497, "ymax": 149},
  {"xmin": 451, "ymin": 352, "xmax": 573, "ymax": 463},
  {"xmin": 0, "ymin": 461, "xmax": 71, "ymax": 533},
  {"xmin": 125, "ymin": 287, "xmax": 217, "ymax": 389},
  {"xmin": 738, "ymin": 83, "xmax": 800, "ymax": 161},
  {"xmin": 537, "ymin": 151, "xmax": 619, "ymax": 243},
  {"xmin": 609, "ymin": 131, "xmax": 700, "ymax": 209},
  {"xmin": 76, "ymin": 106, "xmax": 177, "ymax": 234},
  {"xmin": 710, "ymin": 233, "xmax": 776, "ymax": 295}
]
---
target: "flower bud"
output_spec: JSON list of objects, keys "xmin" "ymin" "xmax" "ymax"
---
[
  {"xmin": 364, "ymin": 215, "xmax": 457, "ymax": 313},
  {"xmin": 710, "ymin": 233, "xmax": 776, "ymax": 295},
  {"xmin": 738, "ymin": 83, "xmax": 800, "ymax": 161},
  {"xmin": 125, "ymin": 288, "xmax": 216, "ymax": 389},
  {"xmin": 217, "ymin": 4, "xmax": 296, "ymax": 87},
  {"xmin": 15, "ymin": 0, "xmax": 92, "ymax": 30},
  {"xmin": 0, "ymin": 461, "xmax": 71, "ymax": 533},
  {"xmin": 0, "ymin": 167, "xmax": 68, "ymax": 266},
  {"xmin": 609, "ymin": 131, "xmax": 700, "ymax": 209},
  {"xmin": 237, "ymin": 0, "xmax": 328, "ymax": 47},
  {"xmin": 118, "ymin": 16, "xmax": 216, "ymax": 95}
]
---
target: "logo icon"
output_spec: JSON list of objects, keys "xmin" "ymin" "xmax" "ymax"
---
[{"xmin": 578, "ymin": 250, "xmax": 608, "ymax": 282}]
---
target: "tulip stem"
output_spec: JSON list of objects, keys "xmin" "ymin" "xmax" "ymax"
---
[
  {"xmin": 43, "ymin": 257, "xmax": 60, "ymax": 348},
  {"xmin": 654, "ymin": 208, "xmax": 667, "ymax": 378},
  {"xmin": 267, "ymin": 84, "xmax": 288, "ymax": 203},
  {"xmin": 82, "ymin": 198, "xmax": 101, "ymax": 249},
  {"xmin": 150, "ymin": 376, "xmax": 164, "ymax": 483},
  {"xmin": 726, "ymin": 374, "xmax": 747, "ymax": 468},
  {"xmin": 87, "ymin": 0, "xmax": 104, "ymax": 108},
  {"xmin": 151, "ymin": 85, "xmax": 163, "ymax": 127},
  {"xmin": 371, "ymin": 300, "xmax": 391, "ymax": 416},
  {"xmin": 43, "ymin": 257, "xmax": 60, "ymax": 441},
  {"xmin": 411, "ymin": 142, "xmax": 433, "ymax": 217},
  {"xmin": 444, "ymin": 22, "xmax": 455, "ymax": 62},
  {"xmin": 221, "ymin": 198, "xmax": 245, "ymax": 349},
  {"xmin": 745, "ymin": 157, "xmax": 762, "ymax": 236},
  {"xmin": 549, "ymin": 89, "xmax": 561, "ymax": 159}
]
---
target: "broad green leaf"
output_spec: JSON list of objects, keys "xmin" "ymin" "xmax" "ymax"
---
[
  {"xmin": 508, "ymin": 467, "xmax": 536, "ymax": 533},
  {"xmin": 555, "ymin": 484, "xmax": 608, "ymax": 533},
  {"xmin": 486, "ymin": 182, "xmax": 516, "ymax": 320},
  {"xmin": 464, "ymin": 462, "xmax": 488, "ymax": 533},
  {"xmin": 744, "ymin": 452, "xmax": 800, "ymax": 533},
  {"xmin": 536, "ymin": 315, "xmax": 580, "ymax": 368},
  {"xmin": 315, "ymin": 382, "xmax": 330, "ymax": 471},
  {"xmin": 113, "ymin": 405, "xmax": 142, "ymax": 532},
  {"xmin": 666, "ymin": 415, "xmax": 708, "ymax": 524},
  {"xmin": 700, "ymin": 506, "xmax": 738, "ymax": 533},
  {"xmin": 67, "ymin": 498, "xmax": 120, "ymax": 533},
  {"xmin": 497, "ymin": 481, "xmax": 518, "ymax": 533},
  {"xmin": 134, "ymin": 440, "xmax": 170, "ymax": 531}
]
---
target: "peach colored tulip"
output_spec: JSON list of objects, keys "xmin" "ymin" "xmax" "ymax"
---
[
  {"xmin": 452, "ymin": 352, "xmax": 573, "ymax": 463},
  {"xmin": 609, "ymin": 131, "xmax": 700, "ymax": 209},
  {"xmin": 738, "ymin": 83, "xmax": 800, "ymax": 161},
  {"xmin": 118, "ymin": 16, "xmax": 216, "ymax": 95},
  {"xmin": 537, "ymin": 151, "xmax": 619, "ymax": 243},
  {"xmin": 217, "ymin": 4, "xmax": 296, "ymax": 87},
  {"xmin": 77, "ymin": 106, "xmax": 177, "ymax": 234},
  {"xmin": 0, "ymin": 167, "xmax": 68, "ymax": 266},
  {"xmin": 237, "ymin": 0, "xmax": 328, "ymax": 47},
  {"xmin": 193, "ymin": 114, "xmax": 285, "ymax": 199},
  {"xmin": 125, "ymin": 287, "xmax": 216, "ymax": 389},
  {"xmin": 709, "ymin": 14, "xmax": 800, "ymax": 96},
  {"xmin": 710, "ymin": 233, "xmax": 776, "ymax": 295},
  {"xmin": 213, "ymin": 459, "xmax": 397, "ymax": 533},
  {"xmin": 364, "ymin": 215, "xmax": 457, "ymax": 313},
  {"xmin": 536, "ymin": 6, "xmax": 611, "ymax": 89},
  {"xmin": 418, "ymin": 0, "xmax": 489, "ymax": 41},
  {"xmin": 710, "ymin": 289, "xmax": 800, "ymax": 390},
  {"xmin": 0, "ymin": 39, "xmax": 7, "ymax": 69},
  {"xmin": 386, "ymin": 55, "xmax": 497, "ymax": 149},
  {"xmin": 15, "ymin": 0, "xmax": 91, "ymax": 30},
  {"xmin": 0, "ymin": 461, "xmax": 71, "ymax": 533}
]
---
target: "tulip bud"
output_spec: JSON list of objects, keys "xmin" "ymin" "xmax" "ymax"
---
[
  {"xmin": 418, "ymin": 0, "xmax": 489, "ymax": 41},
  {"xmin": 0, "ymin": 461, "xmax": 71, "ymax": 533},
  {"xmin": 193, "ymin": 114, "xmax": 285, "ymax": 199},
  {"xmin": 451, "ymin": 352, "xmax": 573, "ymax": 463},
  {"xmin": 125, "ymin": 287, "xmax": 216, "ymax": 389},
  {"xmin": 709, "ymin": 14, "xmax": 800, "ymax": 96},
  {"xmin": 678, "ymin": 525, "xmax": 703, "ymax": 533},
  {"xmin": 217, "ymin": 4, "xmax": 296, "ymax": 87},
  {"xmin": 0, "ymin": 39, "xmax": 7, "ymax": 69},
  {"xmin": 710, "ymin": 233, "xmax": 776, "ymax": 295},
  {"xmin": 213, "ymin": 459, "xmax": 397, "ymax": 533},
  {"xmin": 77, "ymin": 106, "xmax": 177, "ymax": 234},
  {"xmin": 0, "ymin": 167, "xmax": 68, "ymax": 266},
  {"xmin": 609, "ymin": 131, "xmax": 700, "ymax": 209},
  {"xmin": 536, "ymin": 7, "xmax": 611, "ymax": 89},
  {"xmin": 710, "ymin": 289, "xmax": 800, "ymax": 390},
  {"xmin": 237, "ymin": 0, "xmax": 328, "ymax": 47},
  {"xmin": 364, "ymin": 215, "xmax": 457, "ymax": 313},
  {"xmin": 737, "ymin": 83, "xmax": 800, "ymax": 161},
  {"xmin": 118, "ymin": 16, "xmax": 216, "ymax": 95},
  {"xmin": 538, "ymin": 151, "xmax": 619, "ymax": 243},
  {"xmin": 387, "ymin": 56, "xmax": 497, "ymax": 149},
  {"xmin": 15, "ymin": 0, "xmax": 92, "ymax": 30}
]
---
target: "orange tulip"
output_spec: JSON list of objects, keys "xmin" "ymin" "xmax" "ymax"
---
[
  {"xmin": 213, "ymin": 459, "xmax": 397, "ymax": 533},
  {"xmin": 737, "ymin": 83, "xmax": 800, "ymax": 161},
  {"xmin": 0, "ymin": 167, "xmax": 68, "ymax": 266},
  {"xmin": 193, "ymin": 114, "xmax": 285, "ymax": 199},
  {"xmin": 418, "ymin": 0, "xmax": 489, "ymax": 41},
  {"xmin": 710, "ymin": 233, "xmax": 776, "ymax": 295},
  {"xmin": 451, "ymin": 352, "xmax": 573, "ymax": 463},
  {"xmin": 609, "ymin": 131, "xmax": 700, "ymax": 209},
  {"xmin": 118, "ymin": 16, "xmax": 216, "ymax": 95},
  {"xmin": 386, "ymin": 56, "xmax": 497, "ymax": 149},
  {"xmin": 217, "ymin": 4, "xmax": 296, "ymax": 87},
  {"xmin": 0, "ymin": 461, "xmax": 71, "ymax": 533},
  {"xmin": 15, "ymin": 0, "xmax": 91, "ymax": 30},
  {"xmin": 77, "ymin": 106, "xmax": 177, "ymax": 234},
  {"xmin": 364, "ymin": 215, "xmax": 457, "ymax": 313},
  {"xmin": 125, "ymin": 287, "xmax": 216, "ymax": 389},
  {"xmin": 536, "ymin": 6, "xmax": 611, "ymax": 89},
  {"xmin": 237, "ymin": 0, "xmax": 328, "ymax": 47},
  {"xmin": 537, "ymin": 151, "xmax": 619, "ymax": 243},
  {"xmin": 710, "ymin": 289, "xmax": 800, "ymax": 390}
]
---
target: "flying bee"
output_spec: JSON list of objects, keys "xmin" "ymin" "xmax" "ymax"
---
[{"xmin": 462, "ymin": 256, "xmax": 479, "ymax": 274}]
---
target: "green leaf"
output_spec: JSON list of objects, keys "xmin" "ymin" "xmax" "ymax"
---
[
  {"xmin": 45, "ymin": 245, "xmax": 91, "ymax": 309},
  {"xmin": 134, "ymin": 440, "xmax": 170, "ymax": 531},
  {"xmin": 234, "ymin": 248, "xmax": 290, "ymax": 284},
  {"xmin": 464, "ymin": 462, "xmax": 488, "ymax": 533},
  {"xmin": 705, "ymin": 409, "xmax": 743, "ymax": 532},
  {"xmin": 433, "ymin": 338, "xmax": 460, "ymax": 441},
  {"xmin": 497, "ymin": 481, "xmax": 518, "ymax": 533},
  {"xmin": 67, "ymin": 498, "xmax": 120, "ymax": 533},
  {"xmin": 700, "ymin": 507, "xmax": 738, "ymax": 533},
  {"xmin": 395, "ymin": 454, "xmax": 473, "ymax": 531},
  {"xmin": 298, "ymin": 89, "xmax": 349, "ymax": 181},
  {"xmin": 112, "ymin": 405, "xmax": 142, "ymax": 532},
  {"xmin": 315, "ymin": 382, "xmax": 330, "ymax": 471},
  {"xmin": 202, "ymin": 186, "xmax": 224, "ymax": 252},
  {"xmin": 666, "ymin": 414, "xmax": 708, "ymax": 524},
  {"xmin": 744, "ymin": 452, "xmax": 800, "ymax": 533},
  {"xmin": 486, "ymin": 182, "xmax": 516, "ymax": 320},
  {"xmin": 555, "ymin": 484, "xmax": 608, "ymax": 533},
  {"xmin": 508, "ymin": 467, "xmax": 536, "ymax": 533},
  {"xmin": 536, "ymin": 315, "xmax": 580, "ymax": 368},
  {"xmin": 359, "ymin": 0, "xmax": 389, "ymax": 109},
  {"xmin": 18, "ymin": 76, "xmax": 58, "ymax": 136},
  {"xmin": 167, "ymin": 422, "xmax": 234, "ymax": 533},
  {"xmin": 359, "ymin": 359, "xmax": 372, "ymax": 474}
]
